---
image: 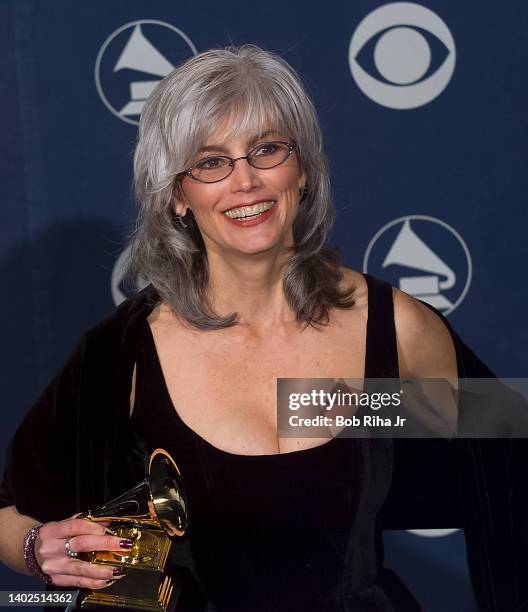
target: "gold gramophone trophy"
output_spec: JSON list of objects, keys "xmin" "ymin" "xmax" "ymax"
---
[{"xmin": 77, "ymin": 448, "xmax": 188, "ymax": 611}]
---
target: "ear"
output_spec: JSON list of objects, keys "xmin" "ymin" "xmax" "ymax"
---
[
  {"xmin": 171, "ymin": 181, "xmax": 189, "ymax": 217},
  {"xmin": 298, "ymin": 170, "xmax": 307, "ymax": 193},
  {"xmin": 298, "ymin": 171, "xmax": 308, "ymax": 200}
]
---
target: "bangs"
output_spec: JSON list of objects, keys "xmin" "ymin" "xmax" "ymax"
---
[
  {"xmin": 160, "ymin": 46, "xmax": 315, "ymax": 177},
  {"xmin": 190, "ymin": 81, "xmax": 297, "ymax": 157}
]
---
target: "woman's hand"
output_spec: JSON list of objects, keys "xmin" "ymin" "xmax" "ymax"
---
[{"xmin": 34, "ymin": 516, "xmax": 132, "ymax": 589}]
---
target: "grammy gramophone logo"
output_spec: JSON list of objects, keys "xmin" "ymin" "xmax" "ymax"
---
[
  {"xmin": 364, "ymin": 215, "xmax": 472, "ymax": 315},
  {"xmin": 95, "ymin": 20, "xmax": 197, "ymax": 125}
]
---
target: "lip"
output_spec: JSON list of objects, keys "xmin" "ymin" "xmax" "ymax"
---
[
  {"xmin": 223, "ymin": 203, "xmax": 276, "ymax": 228},
  {"xmin": 222, "ymin": 199, "xmax": 276, "ymax": 213}
]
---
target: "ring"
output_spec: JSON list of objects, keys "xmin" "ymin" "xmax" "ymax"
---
[{"xmin": 64, "ymin": 539, "xmax": 79, "ymax": 559}]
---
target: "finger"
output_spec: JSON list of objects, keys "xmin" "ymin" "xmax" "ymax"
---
[
  {"xmin": 40, "ymin": 533, "xmax": 134, "ymax": 564},
  {"xmin": 41, "ymin": 518, "xmax": 107, "ymax": 541},
  {"xmin": 69, "ymin": 514, "xmax": 115, "ymax": 531},
  {"xmin": 41, "ymin": 558, "xmax": 108, "ymax": 580},
  {"xmin": 50, "ymin": 574, "xmax": 111, "ymax": 590},
  {"xmin": 82, "ymin": 518, "xmax": 112, "ymax": 529},
  {"xmin": 44, "ymin": 559, "xmax": 126, "ymax": 581},
  {"xmin": 67, "ymin": 534, "xmax": 134, "ymax": 554}
]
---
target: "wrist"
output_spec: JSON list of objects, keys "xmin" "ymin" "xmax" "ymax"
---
[{"xmin": 23, "ymin": 524, "xmax": 53, "ymax": 585}]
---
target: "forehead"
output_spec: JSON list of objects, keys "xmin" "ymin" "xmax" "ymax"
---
[
  {"xmin": 199, "ymin": 103, "xmax": 290, "ymax": 148},
  {"xmin": 202, "ymin": 129, "xmax": 285, "ymax": 151}
]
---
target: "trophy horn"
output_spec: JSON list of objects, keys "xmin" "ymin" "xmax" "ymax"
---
[
  {"xmin": 86, "ymin": 448, "xmax": 188, "ymax": 538},
  {"xmin": 148, "ymin": 448, "xmax": 188, "ymax": 538}
]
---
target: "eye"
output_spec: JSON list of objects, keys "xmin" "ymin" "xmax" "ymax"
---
[
  {"xmin": 252, "ymin": 142, "xmax": 279, "ymax": 156},
  {"xmin": 194, "ymin": 156, "xmax": 229, "ymax": 170},
  {"xmin": 348, "ymin": 4, "xmax": 456, "ymax": 109}
]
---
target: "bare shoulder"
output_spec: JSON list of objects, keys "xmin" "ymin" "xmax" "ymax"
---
[{"xmin": 393, "ymin": 287, "xmax": 457, "ymax": 378}]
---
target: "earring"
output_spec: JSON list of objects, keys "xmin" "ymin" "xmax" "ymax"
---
[
  {"xmin": 299, "ymin": 184, "xmax": 309, "ymax": 201},
  {"xmin": 175, "ymin": 212, "xmax": 188, "ymax": 229}
]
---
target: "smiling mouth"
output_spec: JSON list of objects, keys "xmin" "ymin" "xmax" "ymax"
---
[{"xmin": 223, "ymin": 201, "xmax": 276, "ymax": 220}]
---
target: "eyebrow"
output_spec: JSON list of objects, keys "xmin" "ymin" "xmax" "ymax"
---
[{"xmin": 197, "ymin": 130, "xmax": 281, "ymax": 154}]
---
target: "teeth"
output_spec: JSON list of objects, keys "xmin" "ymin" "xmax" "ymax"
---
[{"xmin": 224, "ymin": 201, "xmax": 275, "ymax": 219}]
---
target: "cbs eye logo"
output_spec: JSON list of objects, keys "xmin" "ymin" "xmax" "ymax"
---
[{"xmin": 348, "ymin": 2, "xmax": 456, "ymax": 109}]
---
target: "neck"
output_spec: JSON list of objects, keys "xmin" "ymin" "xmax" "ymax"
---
[{"xmin": 205, "ymin": 246, "xmax": 296, "ymax": 332}]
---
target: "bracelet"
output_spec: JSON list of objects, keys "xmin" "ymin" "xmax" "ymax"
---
[{"xmin": 23, "ymin": 524, "xmax": 53, "ymax": 585}]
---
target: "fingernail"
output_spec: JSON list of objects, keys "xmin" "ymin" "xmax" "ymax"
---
[
  {"xmin": 106, "ymin": 579, "xmax": 116, "ymax": 586},
  {"xmin": 119, "ymin": 539, "xmax": 133, "ymax": 549},
  {"xmin": 113, "ymin": 567, "xmax": 127, "ymax": 576}
]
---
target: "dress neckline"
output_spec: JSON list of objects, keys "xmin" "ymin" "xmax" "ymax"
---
[{"xmin": 137, "ymin": 273, "xmax": 379, "ymax": 459}]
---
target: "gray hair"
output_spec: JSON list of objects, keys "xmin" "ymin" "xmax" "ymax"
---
[{"xmin": 130, "ymin": 45, "xmax": 354, "ymax": 329}]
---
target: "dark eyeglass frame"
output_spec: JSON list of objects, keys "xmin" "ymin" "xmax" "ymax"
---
[{"xmin": 178, "ymin": 141, "xmax": 297, "ymax": 184}]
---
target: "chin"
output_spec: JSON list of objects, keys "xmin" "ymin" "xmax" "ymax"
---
[
  {"xmin": 234, "ymin": 241, "xmax": 280, "ymax": 256},
  {"xmin": 229, "ymin": 233, "xmax": 287, "ymax": 256}
]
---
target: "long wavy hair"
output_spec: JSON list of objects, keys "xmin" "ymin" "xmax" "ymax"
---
[{"xmin": 130, "ymin": 45, "xmax": 354, "ymax": 329}]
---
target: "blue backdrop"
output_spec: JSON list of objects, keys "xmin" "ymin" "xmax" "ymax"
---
[{"xmin": 2, "ymin": 1, "xmax": 527, "ymax": 610}]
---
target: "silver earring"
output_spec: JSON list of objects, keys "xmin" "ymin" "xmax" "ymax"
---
[{"xmin": 176, "ymin": 213, "xmax": 188, "ymax": 229}]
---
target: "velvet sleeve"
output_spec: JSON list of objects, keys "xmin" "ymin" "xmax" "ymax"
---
[
  {"xmin": 0, "ymin": 336, "xmax": 87, "ymax": 523},
  {"xmin": 382, "ymin": 300, "xmax": 528, "ymax": 610}
]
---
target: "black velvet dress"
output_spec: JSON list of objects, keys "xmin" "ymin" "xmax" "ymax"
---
[
  {"xmin": 130, "ymin": 274, "xmax": 421, "ymax": 611},
  {"xmin": 2, "ymin": 274, "xmax": 527, "ymax": 610}
]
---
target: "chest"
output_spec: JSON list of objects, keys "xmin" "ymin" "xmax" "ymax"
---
[{"xmin": 145, "ymin": 310, "xmax": 367, "ymax": 455}]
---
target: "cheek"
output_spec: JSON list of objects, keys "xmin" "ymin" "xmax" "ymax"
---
[
  {"xmin": 273, "ymin": 165, "xmax": 303, "ymax": 195},
  {"xmin": 181, "ymin": 184, "xmax": 220, "ymax": 217},
  {"xmin": 281, "ymin": 173, "xmax": 303, "ymax": 206}
]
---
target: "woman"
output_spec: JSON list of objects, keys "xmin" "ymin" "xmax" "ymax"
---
[{"xmin": 0, "ymin": 45, "xmax": 525, "ymax": 611}]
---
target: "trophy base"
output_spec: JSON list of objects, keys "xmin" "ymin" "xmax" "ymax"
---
[{"xmin": 78, "ymin": 567, "xmax": 182, "ymax": 611}]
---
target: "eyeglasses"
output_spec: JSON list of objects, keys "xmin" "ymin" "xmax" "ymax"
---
[{"xmin": 180, "ymin": 141, "xmax": 297, "ymax": 184}]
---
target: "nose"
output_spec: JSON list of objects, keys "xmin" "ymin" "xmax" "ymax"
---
[{"xmin": 228, "ymin": 157, "xmax": 262, "ymax": 193}]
